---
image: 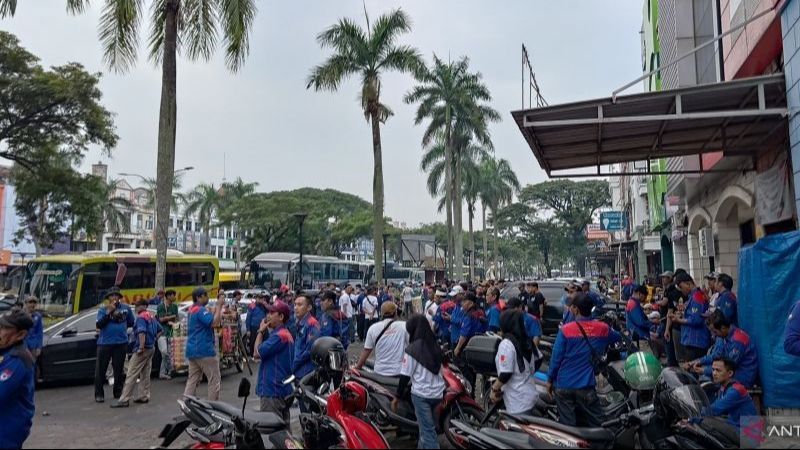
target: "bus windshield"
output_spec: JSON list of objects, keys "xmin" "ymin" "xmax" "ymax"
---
[
  {"xmin": 22, "ymin": 261, "xmax": 81, "ymax": 317},
  {"xmin": 251, "ymin": 261, "xmax": 289, "ymax": 289}
]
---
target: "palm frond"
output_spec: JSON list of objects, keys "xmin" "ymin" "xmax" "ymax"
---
[
  {"xmin": 66, "ymin": 0, "xmax": 90, "ymax": 14},
  {"xmin": 182, "ymin": 0, "xmax": 218, "ymax": 62},
  {"xmin": 369, "ymin": 8, "xmax": 412, "ymax": 57},
  {"xmin": 316, "ymin": 17, "xmax": 368, "ymax": 55},
  {"xmin": 98, "ymin": 0, "xmax": 144, "ymax": 73},
  {"xmin": 0, "ymin": 0, "xmax": 17, "ymax": 18},
  {"xmin": 147, "ymin": 0, "xmax": 168, "ymax": 64},
  {"xmin": 306, "ymin": 54, "xmax": 359, "ymax": 91},
  {"xmin": 220, "ymin": 0, "xmax": 256, "ymax": 71},
  {"xmin": 376, "ymin": 45, "xmax": 422, "ymax": 75}
]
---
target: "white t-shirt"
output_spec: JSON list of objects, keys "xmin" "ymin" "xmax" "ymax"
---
[
  {"xmin": 424, "ymin": 300, "xmax": 438, "ymax": 323},
  {"xmin": 362, "ymin": 295, "xmax": 379, "ymax": 320},
  {"xmin": 339, "ymin": 293, "xmax": 354, "ymax": 318},
  {"xmin": 365, "ymin": 319, "xmax": 408, "ymax": 376},
  {"xmin": 403, "ymin": 287, "xmax": 413, "ymax": 303},
  {"xmin": 495, "ymin": 339, "xmax": 538, "ymax": 415},
  {"xmin": 401, "ymin": 353, "xmax": 445, "ymax": 399}
]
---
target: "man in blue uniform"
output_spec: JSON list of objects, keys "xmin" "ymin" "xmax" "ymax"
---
[
  {"xmin": 0, "ymin": 309, "xmax": 35, "ymax": 449},
  {"xmin": 446, "ymin": 292, "xmax": 464, "ymax": 348},
  {"xmin": 319, "ymin": 290, "xmax": 349, "ymax": 349},
  {"xmin": 23, "ymin": 297, "xmax": 43, "ymax": 363},
  {"xmin": 255, "ymin": 300, "xmax": 295, "ymax": 421},
  {"xmin": 670, "ymin": 272, "xmax": 711, "ymax": 362},
  {"xmin": 292, "ymin": 295, "xmax": 320, "ymax": 381},
  {"xmin": 703, "ymin": 358, "xmax": 757, "ymax": 431},
  {"xmin": 454, "ymin": 292, "xmax": 488, "ymax": 388},
  {"xmin": 486, "ymin": 287, "xmax": 502, "ymax": 332},
  {"xmin": 547, "ymin": 293, "xmax": 621, "ymax": 427},
  {"xmin": 94, "ymin": 287, "xmax": 134, "ymax": 403},
  {"xmin": 246, "ymin": 292, "xmax": 270, "ymax": 358},
  {"xmin": 785, "ymin": 299, "xmax": 800, "ymax": 356},
  {"xmin": 113, "ymin": 300, "xmax": 162, "ymax": 407},
  {"xmin": 690, "ymin": 310, "xmax": 758, "ymax": 388},
  {"xmin": 184, "ymin": 287, "xmax": 224, "ymax": 401},
  {"xmin": 626, "ymin": 285, "xmax": 652, "ymax": 344},
  {"xmin": 712, "ymin": 274, "xmax": 738, "ymax": 327}
]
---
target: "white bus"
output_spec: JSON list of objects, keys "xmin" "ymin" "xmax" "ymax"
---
[{"xmin": 246, "ymin": 252, "xmax": 369, "ymax": 290}]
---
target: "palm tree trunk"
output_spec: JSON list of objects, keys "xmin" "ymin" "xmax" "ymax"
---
[
  {"xmin": 154, "ymin": 0, "xmax": 179, "ymax": 291},
  {"xmin": 205, "ymin": 221, "xmax": 211, "ymax": 255},
  {"xmin": 96, "ymin": 218, "xmax": 104, "ymax": 250},
  {"xmin": 453, "ymin": 147, "xmax": 464, "ymax": 282},
  {"xmin": 370, "ymin": 108, "xmax": 385, "ymax": 285},
  {"xmin": 492, "ymin": 205, "xmax": 499, "ymax": 279},
  {"xmin": 482, "ymin": 203, "xmax": 488, "ymax": 274},
  {"xmin": 468, "ymin": 202, "xmax": 475, "ymax": 281},
  {"xmin": 444, "ymin": 114, "xmax": 454, "ymax": 280}
]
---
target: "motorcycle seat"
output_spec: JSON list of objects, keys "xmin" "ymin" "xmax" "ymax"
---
[
  {"xmin": 359, "ymin": 371, "xmax": 401, "ymax": 388},
  {"xmin": 479, "ymin": 428, "xmax": 534, "ymax": 449},
  {"xmin": 205, "ymin": 401, "xmax": 286, "ymax": 430},
  {"xmin": 511, "ymin": 415, "xmax": 616, "ymax": 442}
]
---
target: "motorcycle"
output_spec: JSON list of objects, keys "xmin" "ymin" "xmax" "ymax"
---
[
  {"xmin": 347, "ymin": 351, "xmax": 484, "ymax": 449},
  {"xmin": 449, "ymin": 420, "xmax": 534, "ymax": 450},
  {"xmin": 284, "ymin": 373, "xmax": 389, "ymax": 449},
  {"xmin": 158, "ymin": 378, "xmax": 302, "ymax": 449}
]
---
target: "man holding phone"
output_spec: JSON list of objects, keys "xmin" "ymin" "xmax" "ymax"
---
[{"xmin": 94, "ymin": 287, "xmax": 134, "ymax": 403}]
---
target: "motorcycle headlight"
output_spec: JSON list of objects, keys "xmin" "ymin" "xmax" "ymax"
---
[{"xmin": 455, "ymin": 372, "xmax": 472, "ymax": 396}]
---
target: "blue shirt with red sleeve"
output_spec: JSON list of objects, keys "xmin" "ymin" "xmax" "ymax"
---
[
  {"xmin": 0, "ymin": 344, "xmax": 35, "ymax": 449},
  {"xmin": 785, "ymin": 300, "xmax": 800, "ymax": 356},
  {"xmin": 708, "ymin": 382, "xmax": 757, "ymax": 431},
  {"xmin": 524, "ymin": 313, "xmax": 542, "ymax": 339},
  {"xmin": 132, "ymin": 311, "xmax": 161, "ymax": 352},
  {"xmin": 186, "ymin": 303, "xmax": 216, "ymax": 360},
  {"xmin": 449, "ymin": 303, "xmax": 464, "ymax": 345},
  {"xmin": 547, "ymin": 318, "xmax": 621, "ymax": 389},
  {"xmin": 460, "ymin": 308, "xmax": 488, "ymax": 340},
  {"xmin": 681, "ymin": 288, "xmax": 712, "ymax": 350},
  {"xmin": 486, "ymin": 304, "xmax": 502, "ymax": 332},
  {"xmin": 320, "ymin": 310, "xmax": 349, "ymax": 350},
  {"xmin": 699, "ymin": 326, "xmax": 758, "ymax": 388},
  {"xmin": 715, "ymin": 290, "xmax": 738, "ymax": 327},
  {"xmin": 257, "ymin": 326, "xmax": 295, "ymax": 399},
  {"xmin": 293, "ymin": 314, "xmax": 321, "ymax": 378},
  {"xmin": 626, "ymin": 298, "xmax": 651, "ymax": 341}
]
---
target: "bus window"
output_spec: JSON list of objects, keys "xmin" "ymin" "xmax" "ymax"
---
[
  {"xmin": 23, "ymin": 262, "xmax": 80, "ymax": 316},
  {"xmin": 81, "ymin": 262, "xmax": 119, "ymax": 310},
  {"xmin": 192, "ymin": 263, "xmax": 215, "ymax": 286}
]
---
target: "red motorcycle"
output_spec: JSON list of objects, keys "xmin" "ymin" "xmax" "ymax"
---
[{"xmin": 348, "ymin": 353, "xmax": 484, "ymax": 449}]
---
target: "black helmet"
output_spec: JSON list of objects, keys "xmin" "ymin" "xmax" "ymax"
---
[
  {"xmin": 653, "ymin": 367, "xmax": 711, "ymax": 424},
  {"xmin": 311, "ymin": 336, "xmax": 346, "ymax": 371}
]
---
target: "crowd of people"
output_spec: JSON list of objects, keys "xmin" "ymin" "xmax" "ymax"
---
[{"xmin": 1, "ymin": 270, "xmax": 800, "ymax": 449}]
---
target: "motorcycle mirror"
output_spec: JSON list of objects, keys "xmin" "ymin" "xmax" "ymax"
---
[
  {"xmin": 283, "ymin": 375, "xmax": 296, "ymax": 385},
  {"xmin": 238, "ymin": 378, "xmax": 251, "ymax": 398}
]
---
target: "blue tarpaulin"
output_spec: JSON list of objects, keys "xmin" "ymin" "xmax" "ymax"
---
[{"xmin": 738, "ymin": 231, "xmax": 800, "ymax": 408}]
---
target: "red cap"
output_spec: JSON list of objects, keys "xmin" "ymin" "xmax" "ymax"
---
[
  {"xmin": 267, "ymin": 300, "xmax": 291, "ymax": 322},
  {"xmin": 280, "ymin": 284, "xmax": 290, "ymax": 293}
]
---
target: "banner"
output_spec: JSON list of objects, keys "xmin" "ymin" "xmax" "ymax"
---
[{"xmin": 756, "ymin": 161, "xmax": 794, "ymax": 225}]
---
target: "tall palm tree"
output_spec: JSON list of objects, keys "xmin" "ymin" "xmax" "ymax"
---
[
  {"xmin": 307, "ymin": 8, "xmax": 422, "ymax": 284},
  {"xmin": 0, "ymin": 0, "xmax": 260, "ymax": 289},
  {"xmin": 405, "ymin": 55, "xmax": 499, "ymax": 281},
  {"xmin": 96, "ymin": 179, "xmax": 133, "ymax": 250},
  {"xmin": 184, "ymin": 183, "xmax": 222, "ymax": 254},
  {"xmin": 479, "ymin": 157, "xmax": 520, "ymax": 278},
  {"xmin": 141, "ymin": 173, "xmax": 186, "ymax": 212}
]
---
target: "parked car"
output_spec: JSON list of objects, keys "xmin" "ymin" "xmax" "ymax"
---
[{"xmin": 37, "ymin": 306, "xmax": 162, "ymax": 384}]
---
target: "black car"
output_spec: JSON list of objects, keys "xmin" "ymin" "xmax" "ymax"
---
[{"xmin": 38, "ymin": 306, "xmax": 162, "ymax": 384}]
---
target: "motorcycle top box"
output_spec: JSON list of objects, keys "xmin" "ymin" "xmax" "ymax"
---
[{"xmin": 463, "ymin": 334, "xmax": 501, "ymax": 375}]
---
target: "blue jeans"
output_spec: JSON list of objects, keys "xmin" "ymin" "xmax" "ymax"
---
[{"xmin": 411, "ymin": 394, "xmax": 441, "ymax": 449}]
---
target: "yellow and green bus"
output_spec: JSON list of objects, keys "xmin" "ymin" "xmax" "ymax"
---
[
  {"xmin": 20, "ymin": 250, "xmax": 219, "ymax": 317},
  {"xmin": 219, "ymin": 271, "xmax": 243, "ymax": 291}
]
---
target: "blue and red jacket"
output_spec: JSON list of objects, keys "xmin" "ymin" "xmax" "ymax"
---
[
  {"xmin": 681, "ymin": 288, "xmax": 711, "ymax": 350},
  {"xmin": 486, "ymin": 304, "xmax": 502, "ymax": 332},
  {"xmin": 257, "ymin": 326, "xmax": 294, "ymax": 398},
  {"xmin": 24, "ymin": 312, "xmax": 43, "ymax": 352},
  {"xmin": 626, "ymin": 298, "xmax": 652, "ymax": 341},
  {"xmin": 460, "ymin": 308, "xmax": 488, "ymax": 341},
  {"xmin": 434, "ymin": 301, "xmax": 454, "ymax": 341},
  {"xmin": 785, "ymin": 300, "xmax": 800, "ymax": 356},
  {"xmin": 186, "ymin": 304, "xmax": 216, "ymax": 360},
  {"xmin": 524, "ymin": 313, "xmax": 542, "ymax": 339},
  {"xmin": 449, "ymin": 303, "xmax": 464, "ymax": 345},
  {"xmin": 699, "ymin": 326, "xmax": 758, "ymax": 388},
  {"xmin": 132, "ymin": 311, "xmax": 161, "ymax": 352},
  {"xmin": 320, "ymin": 309, "xmax": 349, "ymax": 350},
  {"xmin": 246, "ymin": 302, "xmax": 268, "ymax": 331},
  {"xmin": 715, "ymin": 290, "xmax": 738, "ymax": 327},
  {"xmin": 548, "ymin": 318, "xmax": 621, "ymax": 389},
  {"xmin": 708, "ymin": 381, "xmax": 757, "ymax": 431},
  {"xmin": 293, "ymin": 314, "xmax": 321, "ymax": 378}
]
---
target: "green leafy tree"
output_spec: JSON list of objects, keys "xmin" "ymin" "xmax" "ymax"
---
[
  {"xmin": 0, "ymin": 31, "xmax": 117, "ymax": 168},
  {"xmin": 91, "ymin": 179, "xmax": 133, "ymax": 249},
  {"xmin": 307, "ymin": 8, "xmax": 423, "ymax": 284},
  {"xmin": 405, "ymin": 55, "xmax": 499, "ymax": 280},
  {"xmin": 2, "ymin": 0, "xmax": 261, "ymax": 289},
  {"xmin": 478, "ymin": 157, "xmax": 520, "ymax": 277},
  {"xmin": 140, "ymin": 174, "xmax": 186, "ymax": 212}
]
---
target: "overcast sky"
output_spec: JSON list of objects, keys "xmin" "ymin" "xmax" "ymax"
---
[{"xmin": 1, "ymin": 1, "xmax": 643, "ymax": 228}]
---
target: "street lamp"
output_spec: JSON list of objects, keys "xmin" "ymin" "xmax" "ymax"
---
[
  {"xmin": 292, "ymin": 213, "xmax": 308, "ymax": 291},
  {"xmin": 232, "ymin": 212, "xmax": 241, "ymax": 271}
]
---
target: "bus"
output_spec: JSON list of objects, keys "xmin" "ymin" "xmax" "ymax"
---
[
  {"xmin": 246, "ymin": 252, "xmax": 369, "ymax": 290},
  {"xmin": 219, "ymin": 271, "xmax": 244, "ymax": 291},
  {"xmin": 20, "ymin": 249, "xmax": 219, "ymax": 317}
]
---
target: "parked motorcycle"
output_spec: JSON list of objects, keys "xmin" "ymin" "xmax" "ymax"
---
[{"xmin": 348, "ymin": 350, "xmax": 484, "ymax": 449}]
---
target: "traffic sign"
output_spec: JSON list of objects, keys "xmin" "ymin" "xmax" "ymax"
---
[
  {"xmin": 600, "ymin": 211, "xmax": 626, "ymax": 231},
  {"xmin": 227, "ymin": 239, "xmax": 236, "ymax": 246}
]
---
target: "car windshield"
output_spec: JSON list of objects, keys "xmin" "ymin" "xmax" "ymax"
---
[{"xmin": 22, "ymin": 261, "xmax": 81, "ymax": 317}]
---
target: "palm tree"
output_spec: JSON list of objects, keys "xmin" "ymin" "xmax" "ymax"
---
[
  {"xmin": 0, "ymin": 0, "xmax": 260, "ymax": 289},
  {"xmin": 307, "ymin": 8, "xmax": 422, "ymax": 284},
  {"xmin": 479, "ymin": 157, "xmax": 520, "ymax": 278},
  {"xmin": 141, "ymin": 173, "xmax": 187, "ymax": 212},
  {"xmin": 219, "ymin": 177, "xmax": 257, "ymax": 268},
  {"xmin": 405, "ymin": 55, "xmax": 499, "ymax": 281},
  {"xmin": 184, "ymin": 183, "xmax": 222, "ymax": 254},
  {"xmin": 95, "ymin": 179, "xmax": 133, "ymax": 250}
]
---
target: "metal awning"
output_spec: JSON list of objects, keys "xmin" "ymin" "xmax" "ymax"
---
[{"xmin": 512, "ymin": 74, "xmax": 789, "ymax": 177}]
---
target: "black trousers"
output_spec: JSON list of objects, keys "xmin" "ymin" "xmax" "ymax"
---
[
  {"xmin": 95, "ymin": 344, "xmax": 127, "ymax": 399},
  {"xmin": 247, "ymin": 328, "xmax": 259, "ymax": 358},
  {"xmin": 356, "ymin": 314, "xmax": 366, "ymax": 342}
]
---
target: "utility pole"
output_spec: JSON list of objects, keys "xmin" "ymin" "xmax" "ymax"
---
[
  {"xmin": 382, "ymin": 233, "xmax": 390, "ymax": 286},
  {"xmin": 293, "ymin": 213, "xmax": 308, "ymax": 291}
]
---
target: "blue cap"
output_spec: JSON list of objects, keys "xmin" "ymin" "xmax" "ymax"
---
[{"xmin": 192, "ymin": 287, "xmax": 208, "ymax": 300}]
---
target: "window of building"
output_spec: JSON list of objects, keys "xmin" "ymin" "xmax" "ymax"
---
[
  {"xmin": 177, "ymin": 219, "xmax": 184, "ymax": 230},
  {"xmin": 195, "ymin": 222, "xmax": 201, "ymax": 232}
]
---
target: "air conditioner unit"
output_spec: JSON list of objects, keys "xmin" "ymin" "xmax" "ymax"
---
[{"xmin": 698, "ymin": 228, "xmax": 715, "ymax": 257}]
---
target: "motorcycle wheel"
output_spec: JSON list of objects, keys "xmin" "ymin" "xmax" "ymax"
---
[{"xmin": 443, "ymin": 404, "xmax": 484, "ymax": 449}]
